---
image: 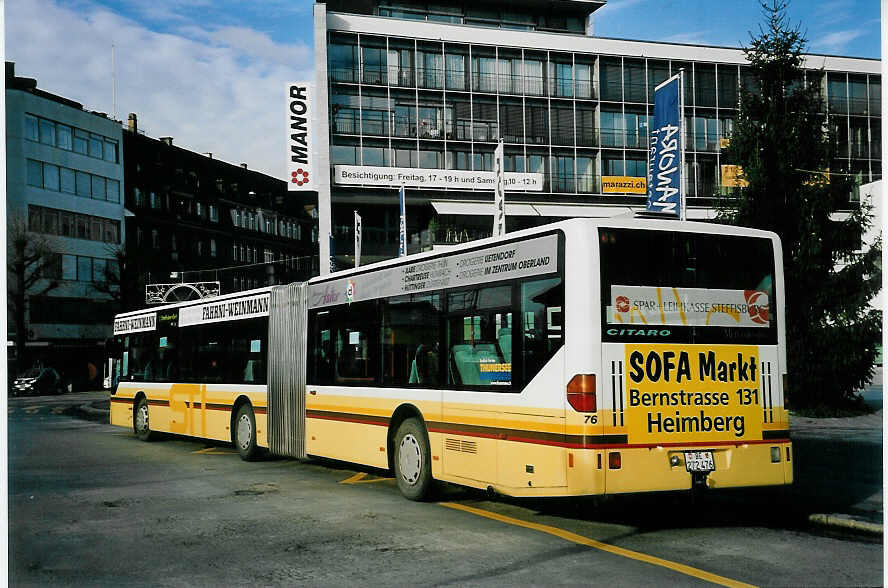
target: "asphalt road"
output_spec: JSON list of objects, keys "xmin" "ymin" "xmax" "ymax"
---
[{"xmin": 8, "ymin": 393, "xmax": 883, "ymax": 587}]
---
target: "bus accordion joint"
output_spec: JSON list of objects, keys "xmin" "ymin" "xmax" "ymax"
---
[{"xmin": 566, "ymin": 374, "xmax": 596, "ymax": 412}]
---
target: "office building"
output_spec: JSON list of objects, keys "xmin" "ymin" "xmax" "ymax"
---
[
  {"xmin": 6, "ymin": 62, "xmax": 125, "ymax": 387},
  {"xmin": 311, "ymin": 0, "xmax": 880, "ymax": 266}
]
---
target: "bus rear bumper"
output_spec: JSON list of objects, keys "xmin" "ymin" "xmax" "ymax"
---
[{"xmin": 601, "ymin": 441, "xmax": 793, "ymax": 495}]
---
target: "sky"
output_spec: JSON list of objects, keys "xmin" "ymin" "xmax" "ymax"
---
[{"xmin": 5, "ymin": 0, "xmax": 881, "ymax": 181}]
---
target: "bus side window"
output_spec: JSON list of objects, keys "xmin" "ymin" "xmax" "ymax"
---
[
  {"xmin": 382, "ymin": 293, "xmax": 442, "ymax": 387},
  {"xmin": 521, "ymin": 277, "xmax": 564, "ymax": 385},
  {"xmin": 446, "ymin": 285, "xmax": 512, "ymax": 389}
]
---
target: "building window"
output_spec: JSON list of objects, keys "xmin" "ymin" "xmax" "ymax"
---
[
  {"xmin": 26, "ymin": 159, "xmax": 43, "ymax": 187},
  {"xmin": 25, "ymin": 159, "xmax": 120, "ymax": 202},
  {"xmin": 73, "ymin": 129, "xmax": 89, "ymax": 155},
  {"xmin": 60, "ymin": 168, "xmax": 75, "ymax": 194},
  {"xmin": 25, "ymin": 114, "xmax": 39, "ymax": 141},
  {"xmin": 210, "ymin": 239, "xmax": 217, "ymax": 257},
  {"xmin": 209, "ymin": 205, "xmax": 219, "ymax": 222},
  {"xmin": 151, "ymin": 229, "xmax": 160, "ymax": 249},
  {"xmin": 25, "ymin": 113, "xmax": 118, "ymax": 162},
  {"xmin": 76, "ymin": 171, "xmax": 90, "ymax": 197},
  {"xmin": 56, "ymin": 124, "xmax": 73, "ymax": 150},
  {"xmin": 28, "ymin": 205, "xmax": 120, "ymax": 244}
]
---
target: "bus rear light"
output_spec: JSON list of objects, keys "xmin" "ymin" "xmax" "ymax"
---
[
  {"xmin": 770, "ymin": 446, "xmax": 781, "ymax": 463},
  {"xmin": 608, "ymin": 452, "xmax": 621, "ymax": 469},
  {"xmin": 566, "ymin": 374, "xmax": 596, "ymax": 412}
]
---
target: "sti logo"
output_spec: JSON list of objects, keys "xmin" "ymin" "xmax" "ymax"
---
[{"xmin": 292, "ymin": 168, "xmax": 310, "ymax": 186}]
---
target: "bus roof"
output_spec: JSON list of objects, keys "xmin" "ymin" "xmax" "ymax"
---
[
  {"xmin": 114, "ymin": 217, "xmax": 779, "ymax": 320},
  {"xmin": 308, "ymin": 217, "xmax": 780, "ymax": 284}
]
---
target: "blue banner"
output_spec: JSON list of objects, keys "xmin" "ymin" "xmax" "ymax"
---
[
  {"xmin": 398, "ymin": 185, "xmax": 407, "ymax": 257},
  {"xmin": 329, "ymin": 233, "xmax": 336, "ymax": 273},
  {"xmin": 646, "ymin": 73, "xmax": 682, "ymax": 217}
]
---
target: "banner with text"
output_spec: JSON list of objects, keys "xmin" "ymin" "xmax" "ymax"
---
[
  {"xmin": 113, "ymin": 312, "xmax": 157, "ymax": 335},
  {"xmin": 334, "ymin": 165, "xmax": 544, "ymax": 191},
  {"xmin": 179, "ymin": 292, "xmax": 271, "ymax": 327},
  {"xmin": 609, "ymin": 286, "xmax": 770, "ymax": 328},
  {"xmin": 309, "ymin": 234, "xmax": 558, "ymax": 309},
  {"xmin": 646, "ymin": 73, "xmax": 682, "ymax": 216},
  {"xmin": 398, "ymin": 186, "xmax": 407, "ymax": 257},
  {"xmin": 603, "ymin": 175, "xmax": 647, "ymax": 194},
  {"xmin": 354, "ymin": 211, "xmax": 362, "ymax": 267},
  {"xmin": 493, "ymin": 140, "xmax": 505, "ymax": 236},
  {"xmin": 287, "ymin": 82, "xmax": 313, "ymax": 192}
]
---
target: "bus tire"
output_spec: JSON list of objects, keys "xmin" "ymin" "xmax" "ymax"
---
[
  {"xmin": 134, "ymin": 397, "xmax": 154, "ymax": 442},
  {"xmin": 234, "ymin": 404, "xmax": 259, "ymax": 461},
  {"xmin": 393, "ymin": 418, "xmax": 434, "ymax": 501}
]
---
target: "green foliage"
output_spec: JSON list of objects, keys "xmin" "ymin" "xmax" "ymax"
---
[{"xmin": 717, "ymin": 1, "xmax": 881, "ymax": 408}]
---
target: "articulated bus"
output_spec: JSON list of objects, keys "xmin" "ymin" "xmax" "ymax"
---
[{"xmin": 108, "ymin": 218, "xmax": 792, "ymax": 500}]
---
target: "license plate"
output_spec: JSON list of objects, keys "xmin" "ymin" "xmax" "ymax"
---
[{"xmin": 684, "ymin": 451, "xmax": 715, "ymax": 472}]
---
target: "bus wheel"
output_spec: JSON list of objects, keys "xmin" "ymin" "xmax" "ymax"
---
[
  {"xmin": 234, "ymin": 404, "xmax": 259, "ymax": 461},
  {"xmin": 394, "ymin": 418, "xmax": 434, "ymax": 501},
  {"xmin": 134, "ymin": 397, "xmax": 154, "ymax": 442}
]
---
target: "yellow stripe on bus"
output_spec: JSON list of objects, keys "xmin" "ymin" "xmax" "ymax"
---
[{"xmin": 440, "ymin": 502, "xmax": 757, "ymax": 588}]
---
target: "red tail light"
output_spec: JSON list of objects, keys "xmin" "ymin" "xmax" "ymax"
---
[{"xmin": 567, "ymin": 374, "xmax": 596, "ymax": 412}]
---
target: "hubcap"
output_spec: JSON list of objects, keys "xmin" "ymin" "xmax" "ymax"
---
[
  {"xmin": 398, "ymin": 434, "xmax": 422, "ymax": 485},
  {"xmin": 237, "ymin": 414, "xmax": 252, "ymax": 449},
  {"xmin": 136, "ymin": 404, "xmax": 149, "ymax": 433}
]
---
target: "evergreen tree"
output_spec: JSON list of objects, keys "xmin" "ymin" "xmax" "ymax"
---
[{"xmin": 718, "ymin": 1, "xmax": 881, "ymax": 409}]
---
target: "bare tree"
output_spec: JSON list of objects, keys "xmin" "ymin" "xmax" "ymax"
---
[{"xmin": 7, "ymin": 216, "xmax": 59, "ymax": 373}]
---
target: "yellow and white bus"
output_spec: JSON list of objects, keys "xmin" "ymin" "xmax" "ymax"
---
[{"xmin": 109, "ymin": 217, "xmax": 792, "ymax": 500}]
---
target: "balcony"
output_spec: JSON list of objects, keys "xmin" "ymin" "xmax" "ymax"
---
[
  {"xmin": 416, "ymin": 68, "xmax": 444, "ymax": 90},
  {"xmin": 329, "ymin": 66, "xmax": 358, "ymax": 84},
  {"xmin": 387, "ymin": 66, "xmax": 415, "ymax": 87}
]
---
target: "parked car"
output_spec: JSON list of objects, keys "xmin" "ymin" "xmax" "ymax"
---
[{"xmin": 12, "ymin": 367, "xmax": 67, "ymax": 396}]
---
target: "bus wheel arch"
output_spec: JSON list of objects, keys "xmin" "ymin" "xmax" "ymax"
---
[
  {"xmin": 389, "ymin": 405, "xmax": 435, "ymax": 501},
  {"xmin": 387, "ymin": 404, "xmax": 425, "ymax": 471},
  {"xmin": 133, "ymin": 392, "xmax": 154, "ymax": 442},
  {"xmin": 231, "ymin": 396, "xmax": 259, "ymax": 461}
]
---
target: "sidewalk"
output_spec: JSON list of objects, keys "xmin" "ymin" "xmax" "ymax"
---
[{"xmin": 789, "ymin": 369, "xmax": 883, "ymax": 536}]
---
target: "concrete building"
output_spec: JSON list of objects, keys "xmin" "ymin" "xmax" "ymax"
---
[
  {"xmin": 121, "ymin": 115, "xmax": 318, "ymax": 311},
  {"xmin": 6, "ymin": 62, "xmax": 126, "ymax": 387},
  {"xmin": 311, "ymin": 0, "xmax": 880, "ymax": 267}
]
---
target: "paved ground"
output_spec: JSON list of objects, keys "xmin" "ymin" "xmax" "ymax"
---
[{"xmin": 7, "ymin": 395, "xmax": 884, "ymax": 587}]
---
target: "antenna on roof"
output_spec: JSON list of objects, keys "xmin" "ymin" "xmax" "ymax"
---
[{"xmin": 111, "ymin": 43, "xmax": 118, "ymax": 121}]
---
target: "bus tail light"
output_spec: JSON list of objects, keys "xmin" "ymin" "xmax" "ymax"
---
[
  {"xmin": 567, "ymin": 374, "xmax": 596, "ymax": 412},
  {"xmin": 608, "ymin": 452, "xmax": 621, "ymax": 469}
]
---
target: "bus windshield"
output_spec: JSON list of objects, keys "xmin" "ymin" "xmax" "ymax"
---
[{"xmin": 600, "ymin": 227, "xmax": 777, "ymax": 345}]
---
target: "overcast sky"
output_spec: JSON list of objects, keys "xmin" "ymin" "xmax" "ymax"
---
[{"xmin": 5, "ymin": 0, "xmax": 880, "ymax": 181}]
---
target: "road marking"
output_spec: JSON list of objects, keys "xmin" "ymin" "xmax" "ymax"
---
[
  {"xmin": 192, "ymin": 447, "xmax": 238, "ymax": 455},
  {"xmin": 440, "ymin": 502, "xmax": 756, "ymax": 588},
  {"xmin": 340, "ymin": 472, "xmax": 394, "ymax": 484},
  {"xmin": 24, "ymin": 406, "xmax": 43, "ymax": 414}
]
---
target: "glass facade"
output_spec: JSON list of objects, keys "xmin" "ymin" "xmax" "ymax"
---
[{"xmin": 326, "ymin": 32, "xmax": 881, "ymax": 199}]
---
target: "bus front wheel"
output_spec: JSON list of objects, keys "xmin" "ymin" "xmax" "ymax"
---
[
  {"xmin": 394, "ymin": 418, "xmax": 434, "ymax": 501},
  {"xmin": 134, "ymin": 397, "xmax": 154, "ymax": 442},
  {"xmin": 234, "ymin": 404, "xmax": 259, "ymax": 461}
]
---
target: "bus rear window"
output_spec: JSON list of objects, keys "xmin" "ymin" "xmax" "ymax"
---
[{"xmin": 599, "ymin": 228, "xmax": 777, "ymax": 344}]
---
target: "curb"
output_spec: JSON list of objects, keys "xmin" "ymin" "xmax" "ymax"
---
[{"xmin": 808, "ymin": 513, "xmax": 883, "ymax": 536}]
